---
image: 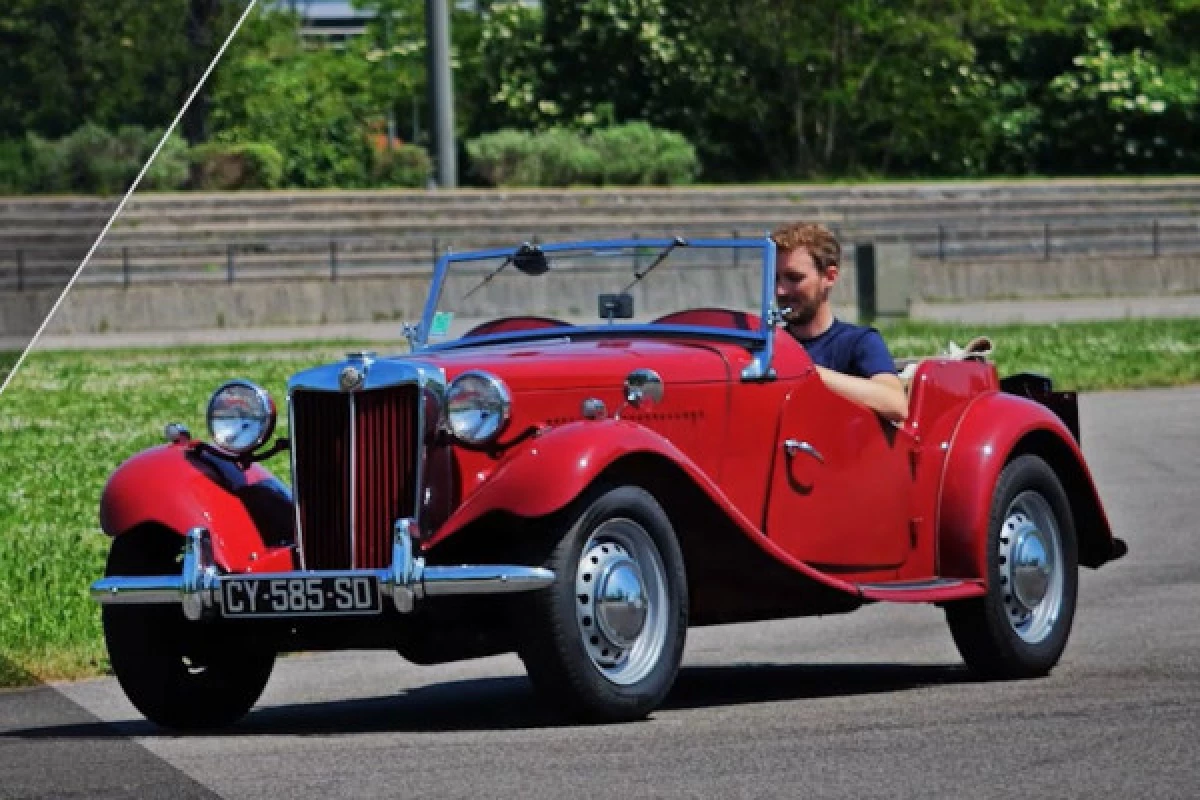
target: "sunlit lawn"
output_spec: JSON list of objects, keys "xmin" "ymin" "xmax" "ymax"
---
[{"xmin": 1, "ymin": 319, "xmax": 1198, "ymax": 685}]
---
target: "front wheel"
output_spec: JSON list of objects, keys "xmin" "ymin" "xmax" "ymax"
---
[
  {"xmin": 945, "ymin": 454, "xmax": 1079, "ymax": 679},
  {"xmin": 102, "ymin": 531, "xmax": 275, "ymax": 730},
  {"xmin": 517, "ymin": 486, "xmax": 688, "ymax": 722}
]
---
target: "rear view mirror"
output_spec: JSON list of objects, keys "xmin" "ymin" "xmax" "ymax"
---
[
  {"xmin": 598, "ymin": 293, "xmax": 634, "ymax": 320},
  {"xmin": 513, "ymin": 246, "xmax": 549, "ymax": 276}
]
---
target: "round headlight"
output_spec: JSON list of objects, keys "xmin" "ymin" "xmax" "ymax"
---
[
  {"xmin": 446, "ymin": 371, "xmax": 511, "ymax": 445},
  {"xmin": 206, "ymin": 380, "xmax": 276, "ymax": 455}
]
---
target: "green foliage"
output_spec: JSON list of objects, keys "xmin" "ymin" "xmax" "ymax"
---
[
  {"xmin": 7, "ymin": 0, "xmax": 1200, "ymax": 189},
  {"xmin": 466, "ymin": 129, "xmax": 542, "ymax": 186},
  {"xmin": 0, "ymin": 0, "xmax": 242, "ymax": 141},
  {"xmin": 370, "ymin": 143, "xmax": 433, "ymax": 188},
  {"xmin": 467, "ymin": 125, "xmax": 698, "ymax": 187},
  {"xmin": 208, "ymin": 8, "xmax": 378, "ymax": 189},
  {"xmin": 591, "ymin": 123, "xmax": 699, "ymax": 185},
  {"xmin": 189, "ymin": 142, "xmax": 286, "ymax": 190},
  {"xmin": 12, "ymin": 124, "xmax": 189, "ymax": 195},
  {"xmin": 0, "ymin": 140, "xmax": 37, "ymax": 195}
]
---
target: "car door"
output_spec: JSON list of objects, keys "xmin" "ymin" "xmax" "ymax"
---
[{"xmin": 765, "ymin": 374, "xmax": 914, "ymax": 571}]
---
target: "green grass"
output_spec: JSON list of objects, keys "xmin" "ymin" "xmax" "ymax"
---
[
  {"xmin": 1, "ymin": 319, "xmax": 1199, "ymax": 686},
  {"xmin": 0, "ymin": 351, "xmax": 16, "ymax": 387}
]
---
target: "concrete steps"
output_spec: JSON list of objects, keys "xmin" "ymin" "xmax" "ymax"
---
[{"xmin": 2, "ymin": 180, "xmax": 1199, "ymax": 290}]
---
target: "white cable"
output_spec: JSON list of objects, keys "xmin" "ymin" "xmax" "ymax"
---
[{"xmin": 0, "ymin": 0, "xmax": 260, "ymax": 397}]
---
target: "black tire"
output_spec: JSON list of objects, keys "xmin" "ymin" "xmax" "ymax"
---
[
  {"xmin": 102, "ymin": 532, "xmax": 275, "ymax": 730},
  {"xmin": 517, "ymin": 486, "xmax": 688, "ymax": 722},
  {"xmin": 945, "ymin": 454, "xmax": 1079, "ymax": 679}
]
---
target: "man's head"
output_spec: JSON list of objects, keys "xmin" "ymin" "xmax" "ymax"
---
[{"xmin": 771, "ymin": 221, "xmax": 841, "ymax": 327}]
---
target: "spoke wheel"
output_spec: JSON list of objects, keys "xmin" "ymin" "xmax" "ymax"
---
[
  {"xmin": 946, "ymin": 454, "xmax": 1078, "ymax": 679},
  {"xmin": 518, "ymin": 486, "xmax": 688, "ymax": 722}
]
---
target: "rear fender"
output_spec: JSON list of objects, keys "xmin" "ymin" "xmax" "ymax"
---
[
  {"xmin": 99, "ymin": 443, "xmax": 295, "ymax": 573},
  {"xmin": 938, "ymin": 393, "xmax": 1121, "ymax": 581},
  {"xmin": 427, "ymin": 420, "xmax": 861, "ymax": 598}
]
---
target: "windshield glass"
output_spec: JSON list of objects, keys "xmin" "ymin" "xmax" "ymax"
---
[{"xmin": 420, "ymin": 238, "xmax": 769, "ymax": 344}]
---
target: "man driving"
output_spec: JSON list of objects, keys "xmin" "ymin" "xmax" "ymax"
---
[{"xmin": 772, "ymin": 221, "xmax": 908, "ymax": 423}]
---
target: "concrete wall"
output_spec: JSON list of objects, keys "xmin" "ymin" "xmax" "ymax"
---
[{"xmin": 3, "ymin": 254, "xmax": 1197, "ymax": 336}]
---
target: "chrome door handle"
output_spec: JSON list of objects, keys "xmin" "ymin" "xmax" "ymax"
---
[{"xmin": 784, "ymin": 439, "xmax": 824, "ymax": 463}]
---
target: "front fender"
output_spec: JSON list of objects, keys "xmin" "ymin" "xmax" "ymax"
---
[
  {"xmin": 427, "ymin": 421, "xmax": 692, "ymax": 547},
  {"xmin": 99, "ymin": 443, "xmax": 295, "ymax": 573},
  {"xmin": 938, "ymin": 392, "xmax": 1120, "ymax": 580}
]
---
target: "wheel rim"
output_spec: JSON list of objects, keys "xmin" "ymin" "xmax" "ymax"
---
[
  {"xmin": 575, "ymin": 518, "xmax": 669, "ymax": 686},
  {"xmin": 999, "ymin": 490, "xmax": 1064, "ymax": 644}
]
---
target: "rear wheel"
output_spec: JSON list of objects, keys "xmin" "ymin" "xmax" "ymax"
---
[
  {"xmin": 102, "ymin": 530, "xmax": 275, "ymax": 730},
  {"xmin": 945, "ymin": 454, "xmax": 1078, "ymax": 679},
  {"xmin": 517, "ymin": 486, "xmax": 688, "ymax": 722}
]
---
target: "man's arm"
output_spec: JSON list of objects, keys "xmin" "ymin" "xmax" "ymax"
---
[{"xmin": 814, "ymin": 366, "xmax": 909, "ymax": 423}]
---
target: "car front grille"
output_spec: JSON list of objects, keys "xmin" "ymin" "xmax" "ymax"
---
[{"xmin": 291, "ymin": 385, "xmax": 419, "ymax": 570}]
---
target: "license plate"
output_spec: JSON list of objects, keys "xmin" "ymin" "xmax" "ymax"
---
[{"xmin": 219, "ymin": 575, "xmax": 382, "ymax": 618}]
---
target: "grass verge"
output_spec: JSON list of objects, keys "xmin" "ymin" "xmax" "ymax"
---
[
  {"xmin": 1, "ymin": 318, "xmax": 1198, "ymax": 686},
  {"xmin": 1, "ymin": 351, "xmax": 16, "ymax": 387}
]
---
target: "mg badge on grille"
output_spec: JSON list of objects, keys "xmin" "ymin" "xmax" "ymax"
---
[{"xmin": 339, "ymin": 365, "xmax": 364, "ymax": 391}]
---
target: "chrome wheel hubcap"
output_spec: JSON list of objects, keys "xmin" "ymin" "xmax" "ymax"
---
[
  {"xmin": 575, "ymin": 518, "xmax": 668, "ymax": 685},
  {"xmin": 999, "ymin": 491, "xmax": 1063, "ymax": 644},
  {"xmin": 594, "ymin": 558, "xmax": 648, "ymax": 646}
]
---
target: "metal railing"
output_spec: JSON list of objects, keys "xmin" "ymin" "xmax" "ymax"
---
[{"xmin": 2, "ymin": 219, "xmax": 1199, "ymax": 291}]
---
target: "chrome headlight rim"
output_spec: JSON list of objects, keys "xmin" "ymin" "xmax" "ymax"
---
[
  {"xmin": 206, "ymin": 379, "xmax": 277, "ymax": 456},
  {"xmin": 446, "ymin": 370, "xmax": 512, "ymax": 445}
]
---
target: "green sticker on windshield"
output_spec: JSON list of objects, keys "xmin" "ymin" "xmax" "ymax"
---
[{"xmin": 430, "ymin": 311, "xmax": 454, "ymax": 338}]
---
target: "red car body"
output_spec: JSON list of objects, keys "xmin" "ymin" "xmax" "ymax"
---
[{"xmin": 91, "ymin": 238, "xmax": 1125, "ymax": 728}]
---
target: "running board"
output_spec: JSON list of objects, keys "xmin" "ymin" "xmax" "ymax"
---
[{"xmin": 856, "ymin": 578, "xmax": 986, "ymax": 603}]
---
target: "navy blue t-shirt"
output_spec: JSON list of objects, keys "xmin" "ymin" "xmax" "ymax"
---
[{"xmin": 794, "ymin": 319, "xmax": 896, "ymax": 378}]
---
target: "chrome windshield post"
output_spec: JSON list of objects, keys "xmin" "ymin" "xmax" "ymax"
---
[{"xmin": 741, "ymin": 236, "xmax": 779, "ymax": 382}]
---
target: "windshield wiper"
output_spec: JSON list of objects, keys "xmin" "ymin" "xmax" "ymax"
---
[
  {"xmin": 621, "ymin": 236, "xmax": 687, "ymax": 293},
  {"xmin": 462, "ymin": 241, "xmax": 539, "ymax": 300}
]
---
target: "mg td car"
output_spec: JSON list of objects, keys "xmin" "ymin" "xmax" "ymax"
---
[{"xmin": 91, "ymin": 237, "xmax": 1127, "ymax": 729}]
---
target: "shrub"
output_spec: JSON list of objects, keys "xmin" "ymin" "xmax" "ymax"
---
[
  {"xmin": 466, "ymin": 129, "xmax": 541, "ymax": 186},
  {"xmin": 370, "ymin": 143, "xmax": 433, "ymax": 188},
  {"xmin": 25, "ymin": 134, "xmax": 71, "ymax": 193},
  {"xmin": 0, "ymin": 139, "xmax": 35, "ymax": 194},
  {"xmin": 466, "ymin": 123, "xmax": 699, "ymax": 187},
  {"xmin": 590, "ymin": 122, "xmax": 699, "ymax": 186},
  {"xmin": 141, "ymin": 130, "xmax": 191, "ymax": 191},
  {"xmin": 189, "ymin": 142, "xmax": 285, "ymax": 190},
  {"xmin": 14, "ymin": 125, "xmax": 189, "ymax": 195},
  {"xmin": 533, "ymin": 128, "xmax": 604, "ymax": 186}
]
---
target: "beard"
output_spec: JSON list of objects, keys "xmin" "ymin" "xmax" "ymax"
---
[{"xmin": 783, "ymin": 285, "xmax": 829, "ymax": 327}]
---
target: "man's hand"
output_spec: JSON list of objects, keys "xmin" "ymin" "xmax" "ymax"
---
[{"xmin": 814, "ymin": 366, "xmax": 909, "ymax": 423}]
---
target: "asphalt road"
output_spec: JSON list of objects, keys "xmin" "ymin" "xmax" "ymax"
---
[{"xmin": 3, "ymin": 387, "xmax": 1198, "ymax": 799}]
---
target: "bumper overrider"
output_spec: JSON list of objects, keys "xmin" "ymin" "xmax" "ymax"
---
[{"xmin": 90, "ymin": 519, "xmax": 555, "ymax": 621}]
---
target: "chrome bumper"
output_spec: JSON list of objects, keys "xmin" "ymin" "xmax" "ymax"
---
[{"xmin": 90, "ymin": 519, "xmax": 555, "ymax": 621}]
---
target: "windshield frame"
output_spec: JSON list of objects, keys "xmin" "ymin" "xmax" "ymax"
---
[{"xmin": 414, "ymin": 236, "xmax": 780, "ymax": 378}]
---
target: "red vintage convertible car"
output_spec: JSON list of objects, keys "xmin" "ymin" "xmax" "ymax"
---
[{"xmin": 91, "ymin": 237, "xmax": 1126, "ymax": 729}]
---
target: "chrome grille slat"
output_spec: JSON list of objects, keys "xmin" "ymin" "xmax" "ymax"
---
[{"xmin": 293, "ymin": 386, "xmax": 417, "ymax": 571}]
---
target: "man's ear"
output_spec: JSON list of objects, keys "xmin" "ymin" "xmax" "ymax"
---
[{"xmin": 823, "ymin": 263, "xmax": 840, "ymax": 286}]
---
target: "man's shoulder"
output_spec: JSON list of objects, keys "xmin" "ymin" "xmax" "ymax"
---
[{"xmin": 830, "ymin": 319, "xmax": 885, "ymax": 345}]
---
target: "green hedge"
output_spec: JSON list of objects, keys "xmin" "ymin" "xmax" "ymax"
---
[
  {"xmin": 370, "ymin": 143, "xmax": 433, "ymax": 188},
  {"xmin": 189, "ymin": 142, "xmax": 284, "ymax": 190},
  {"xmin": 0, "ymin": 124, "xmax": 189, "ymax": 195},
  {"xmin": 466, "ymin": 123, "xmax": 699, "ymax": 187}
]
